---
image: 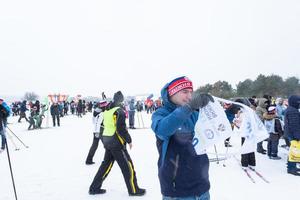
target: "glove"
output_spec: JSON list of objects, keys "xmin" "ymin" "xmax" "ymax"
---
[
  {"xmin": 188, "ymin": 92, "xmax": 214, "ymax": 110},
  {"xmin": 94, "ymin": 132, "xmax": 100, "ymax": 138}
]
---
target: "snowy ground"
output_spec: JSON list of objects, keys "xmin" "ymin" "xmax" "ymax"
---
[{"xmin": 0, "ymin": 111, "xmax": 299, "ymax": 200}]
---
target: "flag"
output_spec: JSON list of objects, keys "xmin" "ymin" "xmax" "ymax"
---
[
  {"xmin": 193, "ymin": 96, "xmax": 269, "ymax": 155},
  {"xmin": 193, "ymin": 98, "xmax": 233, "ymax": 154}
]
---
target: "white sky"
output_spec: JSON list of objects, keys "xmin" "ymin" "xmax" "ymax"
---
[{"xmin": 0, "ymin": 0, "xmax": 299, "ymax": 98}]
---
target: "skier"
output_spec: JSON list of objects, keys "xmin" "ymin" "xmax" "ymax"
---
[
  {"xmin": 85, "ymin": 100, "xmax": 108, "ymax": 165},
  {"xmin": 151, "ymin": 76, "xmax": 213, "ymax": 200},
  {"xmin": 89, "ymin": 91, "xmax": 146, "ymax": 196}
]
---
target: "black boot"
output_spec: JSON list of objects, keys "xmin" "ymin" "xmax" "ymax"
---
[
  {"xmin": 89, "ymin": 188, "xmax": 106, "ymax": 195},
  {"xmin": 257, "ymin": 149, "xmax": 267, "ymax": 154},
  {"xmin": 85, "ymin": 161, "xmax": 95, "ymax": 165},
  {"xmin": 287, "ymin": 169, "xmax": 300, "ymax": 176},
  {"xmin": 129, "ymin": 188, "xmax": 146, "ymax": 196}
]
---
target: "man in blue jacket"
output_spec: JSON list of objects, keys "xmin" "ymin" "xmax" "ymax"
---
[
  {"xmin": 284, "ymin": 95, "xmax": 300, "ymax": 176},
  {"xmin": 151, "ymin": 76, "xmax": 214, "ymax": 200}
]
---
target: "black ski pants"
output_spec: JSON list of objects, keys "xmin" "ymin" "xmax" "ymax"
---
[
  {"xmin": 18, "ymin": 112, "xmax": 29, "ymax": 122},
  {"xmin": 241, "ymin": 137, "xmax": 256, "ymax": 167},
  {"xmin": 89, "ymin": 147, "xmax": 139, "ymax": 194},
  {"xmin": 86, "ymin": 133, "xmax": 100, "ymax": 163}
]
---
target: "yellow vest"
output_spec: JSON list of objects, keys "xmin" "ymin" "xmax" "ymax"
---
[{"xmin": 102, "ymin": 107, "xmax": 119, "ymax": 137}]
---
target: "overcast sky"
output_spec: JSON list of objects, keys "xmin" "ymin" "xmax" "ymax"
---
[{"xmin": 0, "ymin": 0, "xmax": 299, "ymax": 98}]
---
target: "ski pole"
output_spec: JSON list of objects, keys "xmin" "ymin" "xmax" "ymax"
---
[
  {"xmin": 223, "ymin": 144, "xmax": 230, "ymax": 167},
  {"xmin": 214, "ymin": 145, "xmax": 219, "ymax": 164},
  {"xmin": 140, "ymin": 112, "xmax": 145, "ymax": 128},
  {"xmin": 4, "ymin": 128, "xmax": 19, "ymax": 200},
  {"xmin": 6, "ymin": 132, "xmax": 20, "ymax": 151},
  {"xmin": 6, "ymin": 126, "xmax": 29, "ymax": 148},
  {"xmin": 137, "ymin": 112, "xmax": 140, "ymax": 128}
]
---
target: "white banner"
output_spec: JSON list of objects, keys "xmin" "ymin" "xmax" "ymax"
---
[
  {"xmin": 193, "ymin": 96, "xmax": 269, "ymax": 155},
  {"xmin": 193, "ymin": 99, "xmax": 233, "ymax": 155}
]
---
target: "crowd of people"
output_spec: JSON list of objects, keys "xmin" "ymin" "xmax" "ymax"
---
[{"xmin": 1, "ymin": 77, "xmax": 300, "ymax": 200}]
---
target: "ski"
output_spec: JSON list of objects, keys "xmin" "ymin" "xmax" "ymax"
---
[
  {"xmin": 233, "ymin": 155, "xmax": 256, "ymax": 183},
  {"xmin": 242, "ymin": 167, "xmax": 256, "ymax": 183},
  {"xmin": 248, "ymin": 167, "xmax": 270, "ymax": 183}
]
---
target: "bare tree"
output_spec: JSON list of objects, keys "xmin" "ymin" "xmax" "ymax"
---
[{"xmin": 24, "ymin": 92, "xmax": 39, "ymax": 102}]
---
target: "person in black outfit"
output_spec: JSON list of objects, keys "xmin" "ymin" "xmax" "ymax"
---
[
  {"xmin": 50, "ymin": 103, "xmax": 60, "ymax": 127},
  {"xmin": 89, "ymin": 91, "xmax": 146, "ymax": 196},
  {"xmin": 18, "ymin": 100, "xmax": 29, "ymax": 123},
  {"xmin": 77, "ymin": 99, "xmax": 83, "ymax": 118}
]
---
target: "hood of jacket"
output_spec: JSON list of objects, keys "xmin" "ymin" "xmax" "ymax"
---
[
  {"xmin": 288, "ymin": 95, "xmax": 300, "ymax": 109},
  {"xmin": 160, "ymin": 83, "xmax": 178, "ymax": 111}
]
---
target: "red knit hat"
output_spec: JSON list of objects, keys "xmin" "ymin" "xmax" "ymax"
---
[{"xmin": 168, "ymin": 76, "xmax": 193, "ymax": 96}]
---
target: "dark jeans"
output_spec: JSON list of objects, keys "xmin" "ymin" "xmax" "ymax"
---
[
  {"xmin": 52, "ymin": 115, "xmax": 60, "ymax": 126},
  {"xmin": 129, "ymin": 111, "xmax": 135, "ymax": 128},
  {"xmin": 267, "ymin": 133, "xmax": 279, "ymax": 156},
  {"xmin": 257, "ymin": 141, "xmax": 264, "ymax": 151},
  {"xmin": 0, "ymin": 130, "xmax": 6, "ymax": 149}
]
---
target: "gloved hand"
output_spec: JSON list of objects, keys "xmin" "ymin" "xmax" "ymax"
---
[
  {"xmin": 94, "ymin": 132, "xmax": 100, "ymax": 138},
  {"xmin": 188, "ymin": 92, "xmax": 214, "ymax": 110}
]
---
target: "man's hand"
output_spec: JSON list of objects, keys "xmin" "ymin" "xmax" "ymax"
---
[{"xmin": 188, "ymin": 92, "xmax": 214, "ymax": 110}]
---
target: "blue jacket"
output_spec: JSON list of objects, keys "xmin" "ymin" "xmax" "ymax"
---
[
  {"xmin": 151, "ymin": 83, "xmax": 210, "ymax": 198},
  {"xmin": 20, "ymin": 102, "xmax": 28, "ymax": 113},
  {"xmin": 284, "ymin": 95, "xmax": 300, "ymax": 140},
  {"xmin": 129, "ymin": 100, "xmax": 135, "ymax": 112},
  {"xmin": 0, "ymin": 104, "xmax": 10, "ymax": 131}
]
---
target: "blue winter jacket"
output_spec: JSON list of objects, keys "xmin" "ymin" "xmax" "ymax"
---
[
  {"xmin": 129, "ymin": 100, "xmax": 135, "ymax": 112},
  {"xmin": 284, "ymin": 95, "xmax": 300, "ymax": 140},
  {"xmin": 151, "ymin": 83, "xmax": 210, "ymax": 198},
  {"xmin": 20, "ymin": 102, "xmax": 28, "ymax": 113}
]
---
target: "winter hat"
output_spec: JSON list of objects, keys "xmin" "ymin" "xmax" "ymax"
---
[
  {"xmin": 99, "ymin": 100, "xmax": 108, "ymax": 108},
  {"xmin": 267, "ymin": 106, "xmax": 276, "ymax": 113},
  {"xmin": 167, "ymin": 76, "xmax": 193, "ymax": 96},
  {"xmin": 113, "ymin": 91, "xmax": 124, "ymax": 104}
]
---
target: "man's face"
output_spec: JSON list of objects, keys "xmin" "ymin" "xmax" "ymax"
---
[{"xmin": 170, "ymin": 88, "xmax": 193, "ymax": 106}]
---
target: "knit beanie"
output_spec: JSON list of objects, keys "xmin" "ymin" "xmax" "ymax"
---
[{"xmin": 167, "ymin": 76, "xmax": 193, "ymax": 96}]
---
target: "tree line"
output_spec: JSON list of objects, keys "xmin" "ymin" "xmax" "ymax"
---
[{"xmin": 197, "ymin": 74, "xmax": 300, "ymax": 99}]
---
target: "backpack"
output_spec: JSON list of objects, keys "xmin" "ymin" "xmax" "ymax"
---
[{"xmin": 1, "ymin": 102, "xmax": 11, "ymax": 117}]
